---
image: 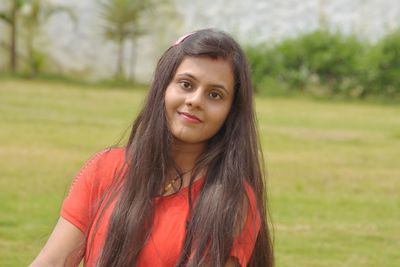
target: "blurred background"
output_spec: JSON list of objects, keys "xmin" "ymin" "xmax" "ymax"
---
[
  {"xmin": 1, "ymin": 0, "xmax": 400, "ymax": 95},
  {"xmin": 0, "ymin": 0, "xmax": 399, "ymax": 266}
]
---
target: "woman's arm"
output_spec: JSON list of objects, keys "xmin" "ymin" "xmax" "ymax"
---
[{"xmin": 29, "ymin": 217, "xmax": 85, "ymax": 267}]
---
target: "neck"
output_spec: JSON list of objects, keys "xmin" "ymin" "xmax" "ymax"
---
[
  {"xmin": 161, "ymin": 139, "xmax": 206, "ymax": 195},
  {"xmin": 170, "ymin": 139, "xmax": 205, "ymax": 172}
]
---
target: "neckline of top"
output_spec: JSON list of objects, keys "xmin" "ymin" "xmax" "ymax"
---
[{"xmin": 156, "ymin": 176, "xmax": 205, "ymax": 199}]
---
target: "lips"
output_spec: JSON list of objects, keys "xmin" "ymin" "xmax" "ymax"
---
[{"xmin": 178, "ymin": 111, "xmax": 202, "ymax": 123}]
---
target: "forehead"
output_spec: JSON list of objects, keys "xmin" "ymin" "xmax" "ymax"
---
[{"xmin": 174, "ymin": 56, "xmax": 234, "ymax": 91}]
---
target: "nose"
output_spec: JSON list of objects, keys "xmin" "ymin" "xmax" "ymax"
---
[{"xmin": 185, "ymin": 89, "xmax": 203, "ymax": 108}]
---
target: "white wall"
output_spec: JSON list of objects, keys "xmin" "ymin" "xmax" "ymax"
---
[
  {"xmin": 178, "ymin": 0, "xmax": 400, "ymax": 43},
  {"xmin": 1, "ymin": 0, "xmax": 400, "ymax": 81}
]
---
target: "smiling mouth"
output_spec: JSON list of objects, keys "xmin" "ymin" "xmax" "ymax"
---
[{"xmin": 178, "ymin": 111, "xmax": 202, "ymax": 123}]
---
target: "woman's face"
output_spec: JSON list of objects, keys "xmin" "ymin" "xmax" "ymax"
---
[{"xmin": 165, "ymin": 56, "xmax": 234, "ymax": 145}]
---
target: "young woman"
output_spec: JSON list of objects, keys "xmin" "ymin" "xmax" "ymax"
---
[{"xmin": 30, "ymin": 28, "xmax": 274, "ymax": 267}]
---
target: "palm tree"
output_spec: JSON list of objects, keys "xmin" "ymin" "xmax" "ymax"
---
[
  {"xmin": 98, "ymin": 0, "xmax": 152, "ymax": 79},
  {"xmin": 19, "ymin": 0, "xmax": 76, "ymax": 76},
  {"xmin": 318, "ymin": 0, "xmax": 328, "ymax": 29},
  {"xmin": 127, "ymin": 0, "xmax": 182, "ymax": 81},
  {"xmin": 0, "ymin": 0, "xmax": 26, "ymax": 73},
  {"xmin": 0, "ymin": 0, "xmax": 75, "ymax": 75}
]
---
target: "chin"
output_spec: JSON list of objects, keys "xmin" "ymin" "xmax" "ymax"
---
[{"xmin": 173, "ymin": 135, "xmax": 207, "ymax": 145}]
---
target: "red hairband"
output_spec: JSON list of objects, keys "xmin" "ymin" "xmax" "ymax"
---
[{"xmin": 173, "ymin": 32, "xmax": 195, "ymax": 46}]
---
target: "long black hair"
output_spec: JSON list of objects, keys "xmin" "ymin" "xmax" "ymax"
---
[{"xmin": 96, "ymin": 28, "xmax": 274, "ymax": 267}]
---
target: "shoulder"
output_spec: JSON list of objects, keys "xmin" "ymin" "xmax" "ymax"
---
[
  {"xmin": 75, "ymin": 147, "xmax": 125, "ymax": 173},
  {"xmin": 87, "ymin": 147, "xmax": 127, "ymax": 188},
  {"xmin": 91, "ymin": 147, "xmax": 126, "ymax": 171},
  {"xmin": 68, "ymin": 147, "xmax": 126, "ymax": 196},
  {"xmin": 61, "ymin": 147, "xmax": 127, "ymax": 230}
]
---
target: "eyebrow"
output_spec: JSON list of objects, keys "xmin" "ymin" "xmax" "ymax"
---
[{"xmin": 176, "ymin": 73, "xmax": 229, "ymax": 94}]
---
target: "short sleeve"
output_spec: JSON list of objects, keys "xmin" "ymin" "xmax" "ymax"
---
[
  {"xmin": 60, "ymin": 150, "xmax": 109, "ymax": 234},
  {"xmin": 230, "ymin": 183, "xmax": 261, "ymax": 267}
]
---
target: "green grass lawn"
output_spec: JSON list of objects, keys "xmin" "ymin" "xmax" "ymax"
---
[{"xmin": 0, "ymin": 79, "xmax": 399, "ymax": 266}]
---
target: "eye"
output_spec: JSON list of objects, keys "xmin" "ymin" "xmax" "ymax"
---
[
  {"xmin": 179, "ymin": 80, "xmax": 192, "ymax": 90},
  {"xmin": 208, "ymin": 91, "xmax": 222, "ymax": 100}
]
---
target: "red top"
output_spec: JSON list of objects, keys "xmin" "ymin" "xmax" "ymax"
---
[{"xmin": 61, "ymin": 148, "xmax": 261, "ymax": 267}]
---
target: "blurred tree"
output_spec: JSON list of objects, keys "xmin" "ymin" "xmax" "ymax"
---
[
  {"xmin": 19, "ymin": 0, "xmax": 76, "ymax": 76},
  {"xmin": 127, "ymin": 0, "xmax": 182, "ymax": 81},
  {"xmin": 98, "ymin": 0, "xmax": 152, "ymax": 79},
  {"xmin": 318, "ymin": 0, "xmax": 328, "ymax": 29},
  {"xmin": 0, "ymin": 0, "xmax": 26, "ymax": 72},
  {"xmin": 0, "ymin": 0, "xmax": 75, "ymax": 75}
]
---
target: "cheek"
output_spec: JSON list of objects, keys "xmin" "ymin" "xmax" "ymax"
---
[
  {"xmin": 210, "ymin": 105, "xmax": 231, "ymax": 130},
  {"xmin": 164, "ymin": 88, "xmax": 176, "ymax": 115}
]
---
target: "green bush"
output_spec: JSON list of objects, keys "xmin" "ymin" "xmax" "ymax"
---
[
  {"xmin": 246, "ymin": 30, "xmax": 367, "ymax": 97},
  {"xmin": 360, "ymin": 29, "xmax": 400, "ymax": 97},
  {"xmin": 299, "ymin": 31, "xmax": 365, "ymax": 94},
  {"xmin": 245, "ymin": 44, "xmax": 280, "ymax": 91}
]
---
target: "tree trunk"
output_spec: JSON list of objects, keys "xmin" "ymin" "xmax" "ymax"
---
[
  {"xmin": 116, "ymin": 35, "xmax": 124, "ymax": 79},
  {"xmin": 27, "ymin": 29, "xmax": 35, "ymax": 78},
  {"xmin": 318, "ymin": 0, "xmax": 327, "ymax": 29},
  {"xmin": 129, "ymin": 38, "xmax": 137, "ymax": 81},
  {"xmin": 10, "ymin": 0, "xmax": 17, "ymax": 72}
]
